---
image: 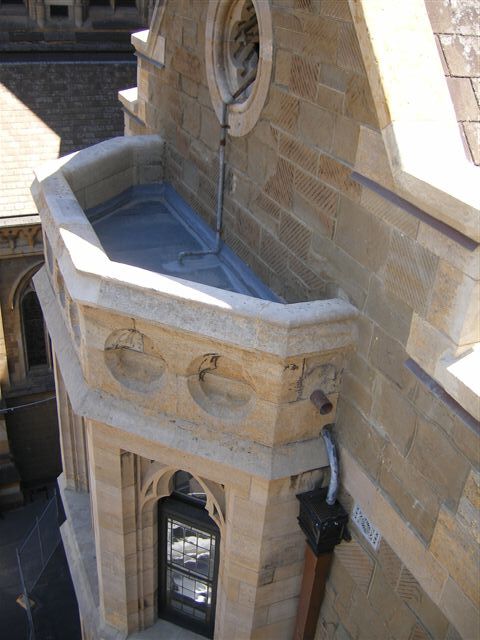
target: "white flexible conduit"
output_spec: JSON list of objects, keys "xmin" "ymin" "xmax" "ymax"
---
[
  {"xmin": 310, "ymin": 389, "xmax": 338, "ymax": 506},
  {"xmin": 321, "ymin": 425, "xmax": 338, "ymax": 506}
]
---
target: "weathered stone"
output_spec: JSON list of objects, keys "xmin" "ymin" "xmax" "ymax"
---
[
  {"xmin": 377, "ymin": 539, "xmax": 402, "ymax": 588},
  {"xmin": 427, "ymin": 259, "xmax": 479, "ymax": 346},
  {"xmin": 171, "ymin": 47, "xmax": 202, "ymax": 83},
  {"xmin": 200, "ymin": 106, "xmax": 220, "ymax": 151},
  {"xmin": 461, "ymin": 469, "xmax": 480, "ymax": 512},
  {"xmin": 316, "ymin": 587, "xmax": 340, "ymax": 639},
  {"xmin": 264, "ymin": 87, "xmax": 300, "ymax": 135},
  {"xmin": 265, "ymin": 158, "xmax": 294, "ymax": 208},
  {"xmin": 292, "ymin": 192, "xmax": 335, "ymax": 238},
  {"xmin": 463, "ymin": 121, "xmax": 480, "ymax": 164},
  {"xmin": 409, "ymin": 623, "xmax": 432, "ymax": 640},
  {"xmin": 298, "ymin": 101, "xmax": 335, "ymax": 150},
  {"xmin": 182, "ymin": 95, "xmax": 201, "ymax": 137},
  {"xmin": 369, "ymin": 326, "xmax": 416, "ymax": 392},
  {"xmin": 319, "ymin": 63, "xmax": 351, "ymax": 92},
  {"xmin": 384, "ymin": 230, "xmax": 438, "ymax": 315},
  {"xmin": 360, "ymin": 188, "xmax": 419, "ymax": 238},
  {"xmin": 408, "ymin": 417, "xmax": 470, "ymax": 509},
  {"xmin": 320, "ymin": 0, "xmax": 351, "ymax": 22},
  {"xmin": 440, "ymin": 578, "xmax": 478, "ymax": 640},
  {"xmin": 275, "ymin": 48, "xmax": 293, "ymax": 86},
  {"xmin": 301, "ymin": 14, "xmax": 339, "ymax": 63},
  {"xmin": 371, "ymin": 376, "xmax": 416, "ymax": 455},
  {"xmin": 310, "ymin": 232, "xmax": 371, "ymax": 308},
  {"xmin": 417, "ymin": 222, "xmax": 480, "ymax": 279},
  {"xmin": 336, "ymin": 399, "xmax": 385, "ymax": 479},
  {"xmin": 288, "ymin": 254, "xmax": 325, "ymax": 291},
  {"xmin": 260, "ymin": 229, "xmax": 291, "ymax": 276},
  {"xmin": 343, "ymin": 586, "xmax": 387, "ymax": 640},
  {"xmin": 447, "ymin": 77, "xmax": 479, "ymax": 121},
  {"xmin": 279, "ymin": 213, "xmax": 311, "ymax": 258},
  {"xmin": 294, "ymin": 167, "xmax": 338, "ymax": 215},
  {"xmin": 344, "ymin": 74, "xmax": 378, "ymax": 128},
  {"xmin": 274, "ymin": 26, "xmax": 305, "ymax": 55},
  {"xmin": 279, "ymin": 133, "xmax": 319, "ymax": 175},
  {"xmin": 327, "ymin": 556, "xmax": 355, "ymax": 617},
  {"xmin": 365, "ymin": 276, "xmax": 413, "ymax": 345},
  {"xmin": 250, "ymin": 191, "xmax": 283, "ymax": 233},
  {"xmin": 368, "ymin": 566, "xmax": 417, "ymax": 640},
  {"xmin": 247, "ymin": 136, "xmax": 277, "ymax": 183},
  {"xmin": 379, "ymin": 445, "xmax": 439, "ymax": 542},
  {"xmin": 317, "ymin": 155, "xmax": 362, "ymax": 201},
  {"xmin": 337, "ymin": 23, "xmax": 365, "ymax": 74},
  {"xmin": 290, "ymin": 54, "xmax": 320, "ymax": 101},
  {"xmin": 331, "ymin": 115, "xmax": 359, "ymax": 165},
  {"xmin": 316, "ymin": 83, "xmax": 344, "ymax": 113},
  {"xmin": 430, "ymin": 507, "xmax": 479, "ymax": 605},
  {"xmin": 235, "ymin": 208, "xmax": 262, "ymax": 253},
  {"xmin": 23, "ymin": 2, "xmax": 480, "ymax": 637},
  {"xmin": 335, "ymin": 197, "xmax": 390, "ymax": 272},
  {"xmin": 341, "ymin": 371, "xmax": 372, "ymax": 419},
  {"xmin": 334, "ymin": 538, "xmax": 374, "ymax": 593},
  {"xmin": 439, "ymin": 34, "xmax": 480, "ymax": 77}
]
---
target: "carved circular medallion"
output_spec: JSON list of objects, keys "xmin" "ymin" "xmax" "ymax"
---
[
  {"xmin": 104, "ymin": 329, "xmax": 165, "ymax": 393},
  {"xmin": 187, "ymin": 353, "xmax": 255, "ymax": 420}
]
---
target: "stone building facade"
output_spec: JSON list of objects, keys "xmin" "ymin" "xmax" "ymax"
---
[
  {"xmin": 0, "ymin": 0, "xmax": 148, "ymax": 37},
  {"xmin": 0, "ymin": 60, "xmax": 136, "ymax": 505},
  {"xmin": 32, "ymin": 0, "xmax": 478, "ymax": 639}
]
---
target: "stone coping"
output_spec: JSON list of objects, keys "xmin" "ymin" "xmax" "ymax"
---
[
  {"xmin": 118, "ymin": 87, "xmax": 139, "ymax": 122},
  {"xmin": 0, "ymin": 214, "xmax": 40, "ymax": 227},
  {"xmin": 351, "ymin": 0, "xmax": 479, "ymax": 242},
  {"xmin": 32, "ymin": 135, "xmax": 358, "ymax": 359}
]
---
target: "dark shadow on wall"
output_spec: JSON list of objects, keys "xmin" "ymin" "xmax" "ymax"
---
[
  {"xmin": 0, "ymin": 58, "xmax": 137, "ymax": 488},
  {"xmin": 5, "ymin": 392, "xmax": 61, "ymax": 486},
  {"xmin": 0, "ymin": 58, "xmax": 137, "ymax": 159}
]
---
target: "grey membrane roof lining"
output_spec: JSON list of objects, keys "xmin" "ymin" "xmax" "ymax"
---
[{"xmin": 86, "ymin": 183, "xmax": 281, "ymax": 302}]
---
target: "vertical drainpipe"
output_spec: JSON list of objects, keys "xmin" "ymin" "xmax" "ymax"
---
[{"xmin": 294, "ymin": 390, "xmax": 350, "ymax": 640}]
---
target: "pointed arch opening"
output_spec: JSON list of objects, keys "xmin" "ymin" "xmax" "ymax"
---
[
  {"xmin": 158, "ymin": 471, "xmax": 220, "ymax": 638},
  {"xmin": 139, "ymin": 466, "xmax": 225, "ymax": 636}
]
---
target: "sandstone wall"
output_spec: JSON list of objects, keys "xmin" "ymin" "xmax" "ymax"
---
[{"xmin": 125, "ymin": 1, "xmax": 479, "ymax": 638}]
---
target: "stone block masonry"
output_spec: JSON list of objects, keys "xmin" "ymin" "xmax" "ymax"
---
[
  {"xmin": 0, "ymin": 59, "xmax": 137, "ymax": 496},
  {"xmin": 0, "ymin": 61, "xmax": 137, "ymax": 218},
  {"xmin": 122, "ymin": 0, "xmax": 479, "ymax": 637}
]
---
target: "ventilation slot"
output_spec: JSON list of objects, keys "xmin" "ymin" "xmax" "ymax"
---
[{"xmin": 352, "ymin": 504, "xmax": 381, "ymax": 550}]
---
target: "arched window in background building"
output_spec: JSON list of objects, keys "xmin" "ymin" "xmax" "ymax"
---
[{"xmin": 21, "ymin": 285, "xmax": 49, "ymax": 370}]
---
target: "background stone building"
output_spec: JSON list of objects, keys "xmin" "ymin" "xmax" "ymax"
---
[
  {"xmin": 0, "ymin": 24, "xmax": 137, "ymax": 505},
  {"xmin": 31, "ymin": 0, "xmax": 478, "ymax": 639},
  {"xmin": 0, "ymin": 0, "xmax": 147, "ymax": 39}
]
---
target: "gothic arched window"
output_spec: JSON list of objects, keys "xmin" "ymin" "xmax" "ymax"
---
[{"xmin": 21, "ymin": 286, "xmax": 49, "ymax": 370}]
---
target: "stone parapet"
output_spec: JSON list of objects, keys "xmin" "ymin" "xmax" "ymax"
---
[{"xmin": 32, "ymin": 135, "xmax": 357, "ymax": 481}]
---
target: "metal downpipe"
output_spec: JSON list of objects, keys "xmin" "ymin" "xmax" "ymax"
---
[{"xmin": 178, "ymin": 71, "xmax": 257, "ymax": 264}]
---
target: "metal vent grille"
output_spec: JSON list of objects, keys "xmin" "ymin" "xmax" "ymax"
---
[{"xmin": 352, "ymin": 504, "xmax": 381, "ymax": 550}]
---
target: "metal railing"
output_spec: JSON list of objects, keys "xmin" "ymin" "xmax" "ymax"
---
[{"xmin": 16, "ymin": 493, "xmax": 62, "ymax": 640}]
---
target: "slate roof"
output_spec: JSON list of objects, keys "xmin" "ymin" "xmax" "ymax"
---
[
  {"xmin": 0, "ymin": 59, "xmax": 136, "ymax": 222},
  {"xmin": 426, "ymin": 0, "xmax": 480, "ymax": 165}
]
